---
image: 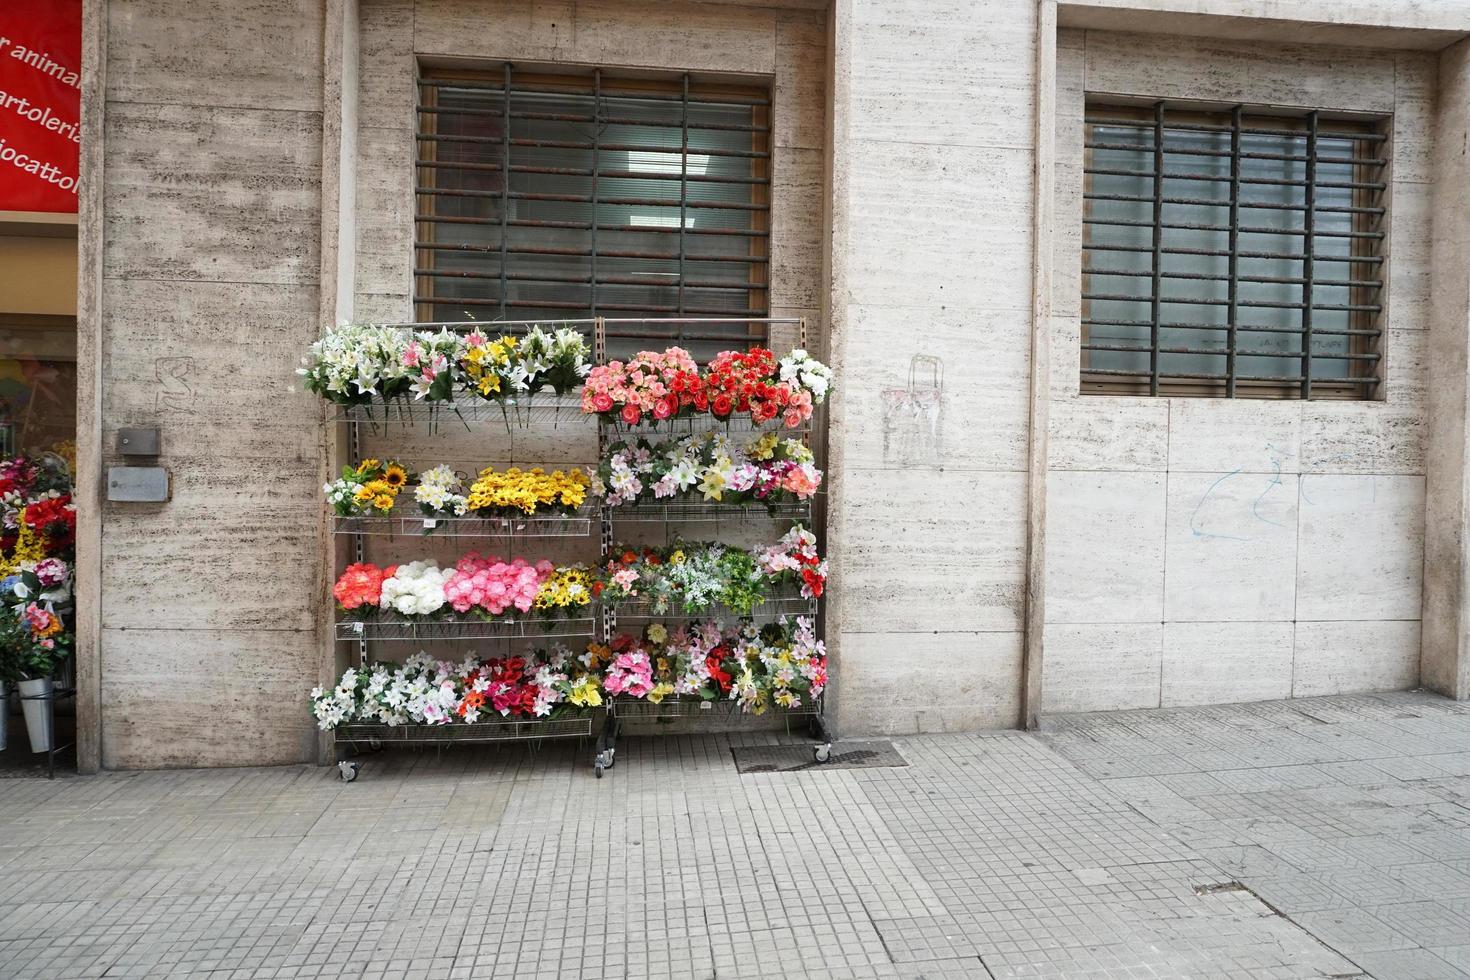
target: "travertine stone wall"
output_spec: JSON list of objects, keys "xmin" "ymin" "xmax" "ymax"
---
[
  {"xmin": 1042, "ymin": 29, "xmax": 1432, "ymax": 713},
  {"xmin": 1422, "ymin": 38, "xmax": 1470, "ymax": 700},
  {"xmin": 97, "ymin": 0, "xmax": 327, "ymax": 766},
  {"xmin": 825, "ymin": 0, "xmax": 1038, "ymax": 734}
]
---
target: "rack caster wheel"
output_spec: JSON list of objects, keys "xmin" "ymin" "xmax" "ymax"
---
[
  {"xmin": 594, "ymin": 763, "xmax": 605, "ymax": 779},
  {"xmin": 338, "ymin": 761, "xmax": 360, "ymax": 783},
  {"xmin": 814, "ymin": 744, "xmax": 831, "ymax": 764}
]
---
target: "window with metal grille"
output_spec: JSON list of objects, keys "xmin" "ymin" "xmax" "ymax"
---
[
  {"xmin": 1082, "ymin": 100, "xmax": 1388, "ymax": 399},
  {"xmin": 416, "ymin": 65, "xmax": 770, "ymax": 347}
]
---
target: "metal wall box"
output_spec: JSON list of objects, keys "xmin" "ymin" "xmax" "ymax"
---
[
  {"xmin": 107, "ymin": 466, "xmax": 170, "ymax": 502},
  {"xmin": 116, "ymin": 428, "xmax": 161, "ymax": 456}
]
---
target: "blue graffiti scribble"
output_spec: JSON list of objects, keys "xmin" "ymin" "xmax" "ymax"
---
[
  {"xmin": 1190, "ymin": 469, "xmax": 1251, "ymax": 541},
  {"xmin": 1252, "ymin": 458, "xmax": 1287, "ymax": 528}
]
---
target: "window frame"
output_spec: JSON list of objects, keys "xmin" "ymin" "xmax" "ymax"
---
[
  {"xmin": 413, "ymin": 64, "xmax": 772, "ymax": 331},
  {"xmin": 1080, "ymin": 98, "xmax": 1389, "ymax": 400}
]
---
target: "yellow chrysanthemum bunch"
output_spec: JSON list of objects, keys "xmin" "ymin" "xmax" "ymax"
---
[
  {"xmin": 0, "ymin": 516, "xmax": 46, "ymax": 579},
  {"xmin": 465, "ymin": 466, "xmax": 589, "ymax": 516},
  {"xmin": 534, "ymin": 565, "xmax": 595, "ymax": 613}
]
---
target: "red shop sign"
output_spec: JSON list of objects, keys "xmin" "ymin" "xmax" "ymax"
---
[{"xmin": 0, "ymin": 0, "xmax": 81, "ymax": 213}]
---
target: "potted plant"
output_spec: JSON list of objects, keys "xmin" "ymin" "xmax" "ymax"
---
[
  {"xmin": 0, "ymin": 568, "xmax": 70, "ymax": 752},
  {"xmin": 0, "ymin": 562, "xmax": 72, "ymax": 754},
  {"xmin": 0, "ymin": 453, "xmax": 77, "ymax": 755}
]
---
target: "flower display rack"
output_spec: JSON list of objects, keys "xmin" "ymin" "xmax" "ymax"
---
[
  {"xmin": 320, "ymin": 316, "xmax": 832, "ymax": 781},
  {"xmin": 591, "ymin": 316, "xmax": 834, "ymax": 778}
]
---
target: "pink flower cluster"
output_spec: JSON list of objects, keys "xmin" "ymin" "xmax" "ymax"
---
[
  {"xmin": 727, "ymin": 460, "xmax": 822, "ymax": 501},
  {"xmin": 603, "ymin": 650, "xmax": 654, "ymax": 697},
  {"xmin": 581, "ymin": 348, "xmax": 702, "ymax": 426},
  {"xmin": 444, "ymin": 554, "xmax": 553, "ymax": 615}
]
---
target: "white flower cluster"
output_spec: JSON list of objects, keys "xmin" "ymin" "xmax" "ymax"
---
[
  {"xmin": 310, "ymin": 667, "xmax": 361, "ymax": 729},
  {"xmin": 297, "ymin": 324, "xmax": 411, "ymax": 400},
  {"xmin": 779, "ymin": 349, "xmax": 834, "ymax": 403},
  {"xmin": 310, "ymin": 649, "xmax": 580, "ymax": 730},
  {"xmin": 509, "ymin": 325, "xmax": 593, "ymax": 393},
  {"xmin": 379, "ymin": 561, "xmax": 455, "ymax": 617},
  {"xmin": 414, "ymin": 465, "xmax": 468, "ymax": 517}
]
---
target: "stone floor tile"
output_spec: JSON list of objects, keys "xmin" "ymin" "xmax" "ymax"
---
[{"xmin": 10, "ymin": 692, "xmax": 1470, "ymax": 977}]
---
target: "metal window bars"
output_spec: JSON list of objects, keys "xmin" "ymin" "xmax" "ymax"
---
[
  {"xmin": 1081, "ymin": 100, "xmax": 1387, "ymax": 399},
  {"xmin": 415, "ymin": 66, "xmax": 770, "ymax": 330}
]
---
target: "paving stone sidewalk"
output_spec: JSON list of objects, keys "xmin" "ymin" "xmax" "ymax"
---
[{"xmin": 3, "ymin": 691, "xmax": 1470, "ymax": 979}]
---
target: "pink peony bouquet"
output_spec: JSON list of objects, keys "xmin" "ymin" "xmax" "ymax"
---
[{"xmin": 443, "ymin": 554, "xmax": 554, "ymax": 616}]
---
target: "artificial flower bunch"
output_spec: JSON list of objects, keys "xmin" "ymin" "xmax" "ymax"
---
[
  {"xmin": 298, "ymin": 323, "xmax": 413, "ymax": 406},
  {"xmin": 310, "ymin": 646, "xmax": 600, "ymax": 730},
  {"xmin": 600, "ymin": 633, "xmax": 657, "ymax": 699},
  {"xmin": 414, "ymin": 464, "xmax": 469, "ymax": 518},
  {"xmin": 580, "ymin": 345, "xmax": 833, "ymax": 429},
  {"xmin": 323, "ymin": 458, "xmax": 412, "ymax": 516},
  {"xmin": 595, "ymin": 430, "xmax": 821, "ymax": 508},
  {"xmin": 458, "ymin": 325, "xmax": 591, "ymax": 402},
  {"xmin": 601, "ymin": 617, "xmax": 826, "ymax": 713},
  {"xmin": 754, "ymin": 525, "xmax": 828, "ymax": 599},
  {"xmin": 581, "ymin": 347, "xmax": 704, "ymax": 426},
  {"xmin": 444, "ymin": 555, "xmax": 551, "ymax": 617},
  {"xmin": 332, "ymin": 554, "xmax": 592, "ymax": 622},
  {"xmin": 401, "ymin": 328, "xmax": 465, "ymax": 401},
  {"xmin": 380, "ymin": 561, "xmax": 458, "ymax": 617},
  {"xmin": 333, "ymin": 562, "xmax": 394, "ymax": 612},
  {"xmin": 464, "ymin": 466, "xmax": 590, "ymax": 517},
  {"xmin": 300, "ymin": 322, "xmax": 592, "ymax": 410},
  {"xmin": 533, "ymin": 566, "xmax": 597, "ymax": 617},
  {"xmin": 727, "ymin": 616, "xmax": 827, "ymax": 713},
  {"xmin": 0, "ymin": 453, "xmax": 76, "ymax": 681},
  {"xmin": 599, "ymin": 543, "xmax": 767, "ymax": 617},
  {"xmin": 704, "ymin": 347, "xmax": 829, "ymax": 428}
]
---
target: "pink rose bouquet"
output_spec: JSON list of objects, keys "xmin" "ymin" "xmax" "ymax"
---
[{"xmin": 581, "ymin": 347, "xmax": 702, "ymax": 427}]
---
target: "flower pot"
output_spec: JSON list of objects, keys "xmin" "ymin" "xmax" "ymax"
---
[
  {"xmin": 17, "ymin": 677, "xmax": 53, "ymax": 753},
  {"xmin": 0, "ymin": 680, "xmax": 8, "ymax": 753}
]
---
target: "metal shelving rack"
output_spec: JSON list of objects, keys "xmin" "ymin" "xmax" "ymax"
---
[
  {"xmin": 331, "ymin": 319, "xmax": 605, "ymax": 782},
  {"xmin": 591, "ymin": 316, "xmax": 833, "ymax": 778},
  {"xmin": 325, "ymin": 316, "xmax": 831, "ymax": 781}
]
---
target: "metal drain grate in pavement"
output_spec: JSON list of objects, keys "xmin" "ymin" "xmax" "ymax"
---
[{"xmin": 731, "ymin": 740, "xmax": 908, "ymax": 773}]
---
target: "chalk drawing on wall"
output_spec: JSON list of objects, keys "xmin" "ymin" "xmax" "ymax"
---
[
  {"xmin": 155, "ymin": 356, "xmax": 196, "ymax": 412},
  {"xmin": 881, "ymin": 354, "xmax": 943, "ymax": 466}
]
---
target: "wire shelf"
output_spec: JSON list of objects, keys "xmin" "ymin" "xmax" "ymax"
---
[
  {"xmin": 336, "ymin": 615, "xmax": 597, "ymax": 642},
  {"xmin": 334, "ymin": 510, "xmax": 594, "ymax": 538},
  {"xmin": 329, "ymin": 393, "xmax": 591, "ymax": 427},
  {"xmin": 335, "ymin": 714, "xmax": 595, "ymax": 744},
  {"xmin": 606, "ymin": 415, "xmax": 811, "ymax": 437},
  {"xmin": 609, "ymin": 593, "xmax": 817, "ymax": 625},
  {"xmin": 610, "ymin": 695, "xmax": 822, "ymax": 721},
  {"xmin": 602, "ymin": 499, "xmax": 811, "ymax": 524}
]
